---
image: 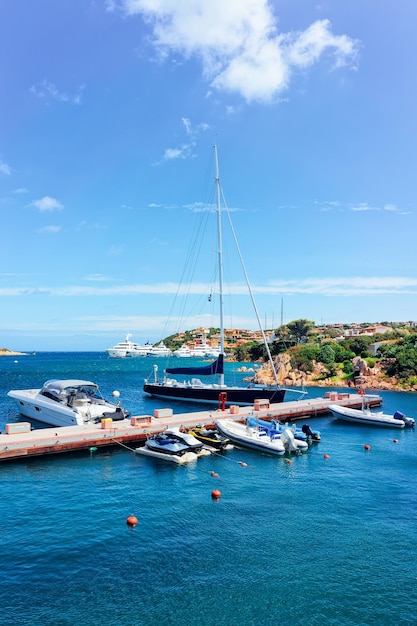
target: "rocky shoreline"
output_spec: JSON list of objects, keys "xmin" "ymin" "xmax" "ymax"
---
[{"xmin": 243, "ymin": 353, "xmax": 416, "ymax": 393}]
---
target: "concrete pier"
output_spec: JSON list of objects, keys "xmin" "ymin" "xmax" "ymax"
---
[{"xmin": 0, "ymin": 392, "xmax": 382, "ymax": 462}]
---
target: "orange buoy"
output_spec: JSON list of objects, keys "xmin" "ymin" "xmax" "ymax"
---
[
  {"xmin": 393, "ymin": 439, "xmax": 398, "ymax": 444},
  {"xmin": 323, "ymin": 454, "xmax": 330, "ymax": 459},
  {"xmin": 126, "ymin": 515, "xmax": 138, "ymax": 527},
  {"xmin": 285, "ymin": 458, "xmax": 293, "ymax": 463},
  {"xmin": 239, "ymin": 462, "xmax": 247, "ymax": 467},
  {"xmin": 364, "ymin": 444, "xmax": 371, "ymax": 451},
  {"xmin": 210, "ymin": 471, "xmax": 219, "ymax": 478},
  {"xmin": 211, "ymin": 489, "xmax": 221, "ymax": 499}
]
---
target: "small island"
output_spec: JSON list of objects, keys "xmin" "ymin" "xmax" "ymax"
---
[{"xmin": 0, "ymin": 348, "xmax": 29, "ymax": 356}]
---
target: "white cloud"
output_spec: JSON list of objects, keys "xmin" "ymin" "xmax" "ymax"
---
[
  {"xmin": 31, "ymin": 196, "xmax": 64, "ymax": 212},
  {"xmin": 113, "ymin": 1, "xmax": 359, "ymax": 103},
  {"xmin": 30, "ymin": 80, "xmax": 85, "ymax": 105},
  {"xmin": 316, "ymin": 201, "xmax": 412, "ymax": 214},
  {"xmin": 285, "ymin": 19, "xmax": 357, "ymax": 70},
  {"xmin": 83, "ymin": 274, "xmax": 118, "ymax": 282},
  {"xmin": 37, "ymin": 225, "xmax": 62, "ymax": 234},
  {"xmin": 350, "ymin": 203, "xmax": 375, "ymax": 212},
  {"xmin": 163, "ymin": 147, "xmax": 187, "ymax": 161},
  {"xmin": 162, "ymin": 118, "xmax": 210, "ymax": 161},
  {"xmin": 13, "ymin": 187, "xmax": 28, "ymax": 194},
  {"xmin": 1, "ymin": 276, "xmax": 416, "ymax": 298},
  {"xmin": 0, "ymin": 160, "xmax": 12, "ymax": 176}
]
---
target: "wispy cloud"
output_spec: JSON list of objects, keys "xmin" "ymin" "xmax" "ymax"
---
[
  {"xmin": 110, "ymin": 1, "xmax": 359, "ymax": 103},
  {"xmin": 30, "ymin": 80, "xmax": 85, "ymax": 105},
  {"xmin": 108, "ymin": 245, "xmax": 124, "ymax": 256},
  {"xmin": 30, "ymin": 196, "xmax": 64, "ymax": 212},
  {"xmin": 75, "ymin": 220, "xmax": 107, "ymax": 231},
  {"xmin": 1, "ymin": 276, "xmax": 416, "ymax": 298},
  {"xmin": 162, "ymin": 118, "xmax": 210, "ymax": 161},
  {"xmin": 315, "ymin": 200, "xmax": 412, "ymax": 215},
  {"xmin": 83, "ymin": 274, "xmax": 118, "ymax": 282},
  {"xmin": 37, "ymin": 225, "xmax": 62, "ymax": 234},
  {"xmin": 13, "ymin": 187, "xmax": 29, "ymax": 194},
  {"xmin": 0, "ymin": 160, "xmax": 12, "ymax": 176}
]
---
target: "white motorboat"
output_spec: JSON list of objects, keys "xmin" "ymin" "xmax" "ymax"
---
[
  {"xmin": 7, "ymin": 379, "xmax": 130, "ymax": 427},
  {"xmin": 106, "ymin": 333, "xmax": 150, "ymax": 358},
  {"xmin": 329, "ymin": 399, "xmax": 415, "ymax": 428},
  {"xmin": 246, "ymin": 417, "xmax": 321, "ymax": 452},
  {"xmin": 216, "ymin": 418, "xmax": 293, "ymax": 455},
  {"xmin": 146, "ymin": 341, "xmax": 173, "ymax": 357}
]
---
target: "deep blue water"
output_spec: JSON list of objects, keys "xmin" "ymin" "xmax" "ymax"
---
[{"xmin": 1, "ymin": 353, "xmax": 417, "ymax": 625}]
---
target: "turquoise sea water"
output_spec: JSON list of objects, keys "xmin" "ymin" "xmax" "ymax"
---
[{"xmin": 1, "ymin": 353, "xmax": 417, "ymax": 626}]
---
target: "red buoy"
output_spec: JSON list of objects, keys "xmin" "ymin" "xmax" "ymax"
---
[
  {"xmin": 126, "ymin": 515, "xmax": 138, "ymax": 527},
  {"xmin": 364, "ymin": 444, "xmax": 371, "ymax": 451},
  {"xmin": 210, "ymin": 471, "xmax": 219, "ymax": 478},
  {"xmin": 285, "ymin": 458, "xmax": 293, "ymax": 463},
  {"xmin": 239, "ymin": 462, "xmax": 247, "ymax": 467},
  {"xmin": 323, "ymin": 454, "xmax": 330, "ymax": 459},
  {"xmin": 211, "ymin": 489, "xmax": 221, "ymax": 499}
]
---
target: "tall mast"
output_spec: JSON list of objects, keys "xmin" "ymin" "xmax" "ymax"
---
[{"xmin": 214, "ymin": 145, "xmax": 225, "ymax": 386}]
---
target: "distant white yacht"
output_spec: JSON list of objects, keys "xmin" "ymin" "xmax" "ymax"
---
[
  {"xmin": 173, "ymin": 338, "xmax": 222, "ymax": 358},
  {"xmin": 173, "ymin": 344, "xmax": 193, "ymax": 357},
  {"xmin": 146, "ymin": 341, "xmax": 173, "ymax": 357},
  {"xmin": 106, "ymin": 334, "xmax": 150, "ymax": 358}
]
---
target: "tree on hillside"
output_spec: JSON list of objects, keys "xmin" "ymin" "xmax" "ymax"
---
[
  {"xmin": 289, "ymin": 344, "xmax": 319, "ymax": 372},
  {"xmin": 379, "ymin": 334, "xmax": 417, "ymax": 379},
  {"xmin": 286, "ymin": 319, "xmax": 315, "ymax": 344},
  {"xmin": 270, "ymin": 325, "xmax": 295, "ymax": 354},
  {"xmin": 317, "ymin": 344, "xmax": 335, "ymax": 365},
  {"xmin": 341, "ymin": 335, "xmax": 374, "ymax": 357}
]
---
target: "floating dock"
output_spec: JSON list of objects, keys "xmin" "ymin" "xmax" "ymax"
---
[{"xmin": 0, "ymin": 392, "xmax": 382, "ymax": 463}]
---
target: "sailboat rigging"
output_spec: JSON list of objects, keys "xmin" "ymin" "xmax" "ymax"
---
[{"xmin": 143, "ymin": 145, "xmax": 287, "ymax": 406}]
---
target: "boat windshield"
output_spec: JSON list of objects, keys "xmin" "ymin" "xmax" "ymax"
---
[{"xmin": 40, "ymin": 380, "xmax": 100, "ymax": 402}]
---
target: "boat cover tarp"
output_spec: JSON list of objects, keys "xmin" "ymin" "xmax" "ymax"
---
[{"xmin": 166, "ymin": 354, "xmax": 224, "ymax": 376}]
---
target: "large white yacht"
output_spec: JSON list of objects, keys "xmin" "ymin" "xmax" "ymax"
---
[
  {"xmin": 7, "ymin": 379, "xmax": 130, "ymax": 427},
  {"xmin": 173, "ymin": 344, "xmax": 193, "ymax": 357},
  {"xmin": 106, "ymin": 334, "xmax": 150, "ymax": 358},
  {"xmin": 173, "ymin": 339, "xmax": 221, "ymax": 358},
  {"xmin": 146, "ymin": 341, "xmax": 173, "ymax": 357}
]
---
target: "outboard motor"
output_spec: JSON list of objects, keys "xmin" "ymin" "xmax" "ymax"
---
[
  {"xmin": 302, "ymin": 423, "xmax": 321, "ymax": 442},
  {"xmin": 280, "ymin": 428, "xmax": 300, "ymax": 454},
  {"xmin": 394, "ymin": 411, "xmax": 415, "ymax": 428}
]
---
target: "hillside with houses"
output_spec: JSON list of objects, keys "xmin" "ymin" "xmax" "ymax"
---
[{"xmin": 165, "ymin": 320, "xmax": 417, "ymax": 392}]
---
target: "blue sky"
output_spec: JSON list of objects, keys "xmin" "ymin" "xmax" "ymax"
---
[{"xmin": 1, "ymin": 0, "xmax": 416, "ymax": 351}]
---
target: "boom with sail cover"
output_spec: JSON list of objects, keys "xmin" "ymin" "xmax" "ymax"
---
[{"xmin": 165, "ymin": 354, "xmax": 224, "ymax": 377}]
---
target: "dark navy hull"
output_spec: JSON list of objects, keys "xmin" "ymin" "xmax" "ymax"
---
[{"xmin": 142, "ymin": 383, "xmax": 286, "ymax": 406}]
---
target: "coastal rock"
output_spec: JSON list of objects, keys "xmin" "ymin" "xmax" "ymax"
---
[
  {"xmin": 250, "ymin": 353, "xmax": 406, "ymax": 392},
  {"xmin": 352, "ymin": 356, "xmax": 371, "ymax": 376}
]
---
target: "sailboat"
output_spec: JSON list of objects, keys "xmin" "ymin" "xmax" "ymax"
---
[{"xmin": 143, "ymin": 146, "xmax": 287, "ymax": 407}]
